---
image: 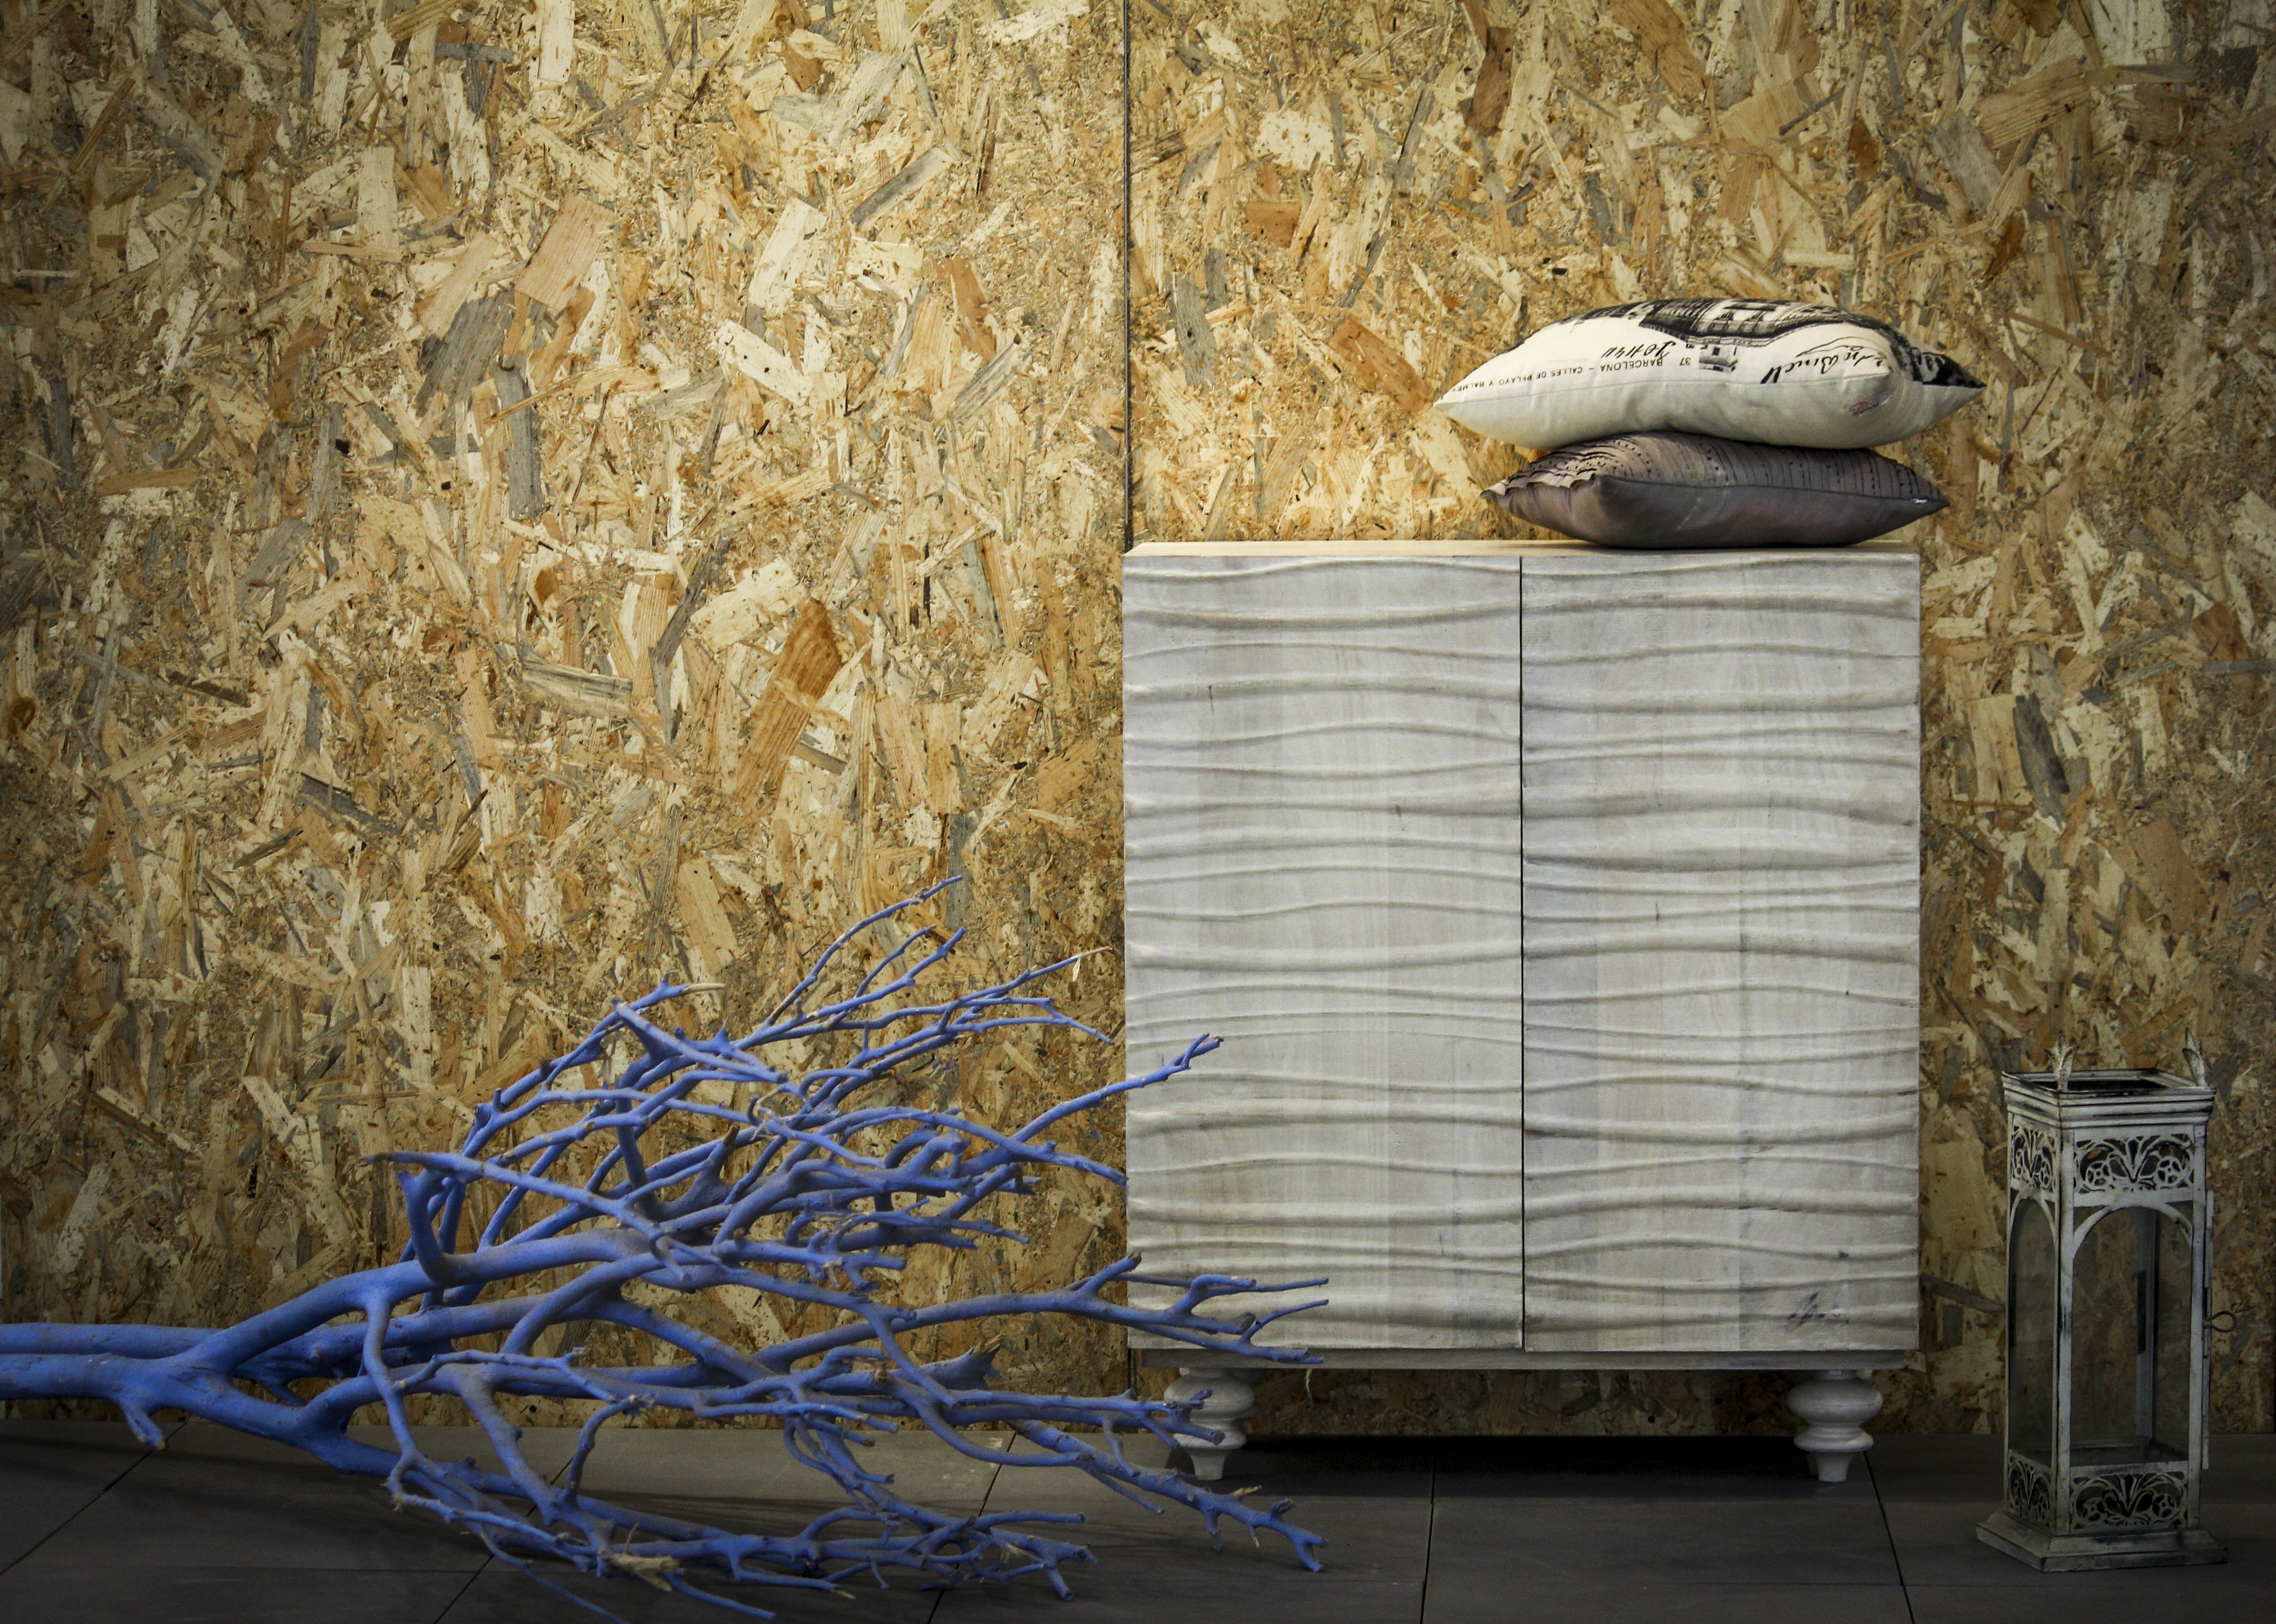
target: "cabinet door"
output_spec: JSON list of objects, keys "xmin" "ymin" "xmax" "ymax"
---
[
  {"xmin": 1519, "ymin": 552, "xmax": 1921, "ymax": 1353},
  {"xmin": 1123, "ymin": 554, "xmax": 1527, "ymax": 1349}
]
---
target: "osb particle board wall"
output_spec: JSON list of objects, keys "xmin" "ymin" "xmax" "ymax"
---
[
  {"xmin": 1, "ymin": 0, "xmax": 1131, "ymax": 1414},
  {"xmin": 1127, "ymin": 0, "xmax": 2272, "ymax": 1437},
  {"xmin": 2, "ymin": 0, "xmax": 2271, "ymax": 1438}
]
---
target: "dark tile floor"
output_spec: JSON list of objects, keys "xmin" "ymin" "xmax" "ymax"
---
[{"xmin": 0, "ymin": 1421, "xmax": 2267, "ymax": 1623}]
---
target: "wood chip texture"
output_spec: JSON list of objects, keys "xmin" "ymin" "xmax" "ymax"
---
[
  {"xmin": 1, "ymin": 0, "xmax": 1127, "ymax": 1424},
  {"xmin": 2, "ymin": 0, "xmax": 2271, "ymax": 1442}
]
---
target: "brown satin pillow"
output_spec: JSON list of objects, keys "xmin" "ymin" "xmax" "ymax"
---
[{"xmin": 1483, "ymin": 431, "xmax": 1948, "ymax": 549}]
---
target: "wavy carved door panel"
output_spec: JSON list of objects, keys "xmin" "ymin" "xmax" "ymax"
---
[
  {"xmin": 1122, "ymin": 551, "xmax": 1528, "ymax": 1349},
  {"xmin": 1517, "ymin": 552, "xmax": 1922, "ymax": 1352}
]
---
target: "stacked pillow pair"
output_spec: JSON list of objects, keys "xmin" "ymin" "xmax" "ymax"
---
[{"xmin": 1434, "ymin": 300, "xmax": 1982, "ymax": 550}]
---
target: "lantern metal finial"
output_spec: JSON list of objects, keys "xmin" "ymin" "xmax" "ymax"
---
[{"xmin": 1980, "ymin": 1050, "xmax": 2224, "ymax": 1571}]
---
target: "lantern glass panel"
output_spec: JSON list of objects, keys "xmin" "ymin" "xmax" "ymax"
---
[
  {"xmin": 2069, "ymin": 1206, "xmax": 2193, "ymax": 1466},
  {"xmin": 2008, "ymin": 1197, "xmax": 2057, "ymax": 1465},
  {"xmin": 2154, "ymin": 1207, "xmax": 2195, "ymax": 1460}
]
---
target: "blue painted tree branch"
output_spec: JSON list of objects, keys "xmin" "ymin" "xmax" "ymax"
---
[{"xmin": 0, "ymin": 885, "xmax": 1325, "ymax": 1617}]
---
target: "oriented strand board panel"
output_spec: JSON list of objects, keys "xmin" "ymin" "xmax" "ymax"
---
[
  {"xmin": 5, "ymin": 0, "xmax": 2273, "ymax": 1440},
  {"xmin": 1123, "ymin": 547, "xmax": 1527, "ymax": 1348},
  {"xmin": 1520, "ymin": 550, "xmax": 1922, "ymax": 1352},
  {"xmin": 0, "ymin": 0, "xmax": 1128, "ymax": 1415}
]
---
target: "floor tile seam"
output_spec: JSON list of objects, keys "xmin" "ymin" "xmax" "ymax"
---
[
  {"xmin": 924, "ymin": 1453, "xmax": 1007, "ymax": 1624},
  {"xmin": 1428, "ymin": 1483, "xmax": 1884, "ymax": 1492},
  {"xmin": 1428, "ymin": 1492, "xmax": 1890, "ymax": 1507},
  {"xmin": 1037, "ymin": 1565, "xmax": 1420, "ymax": 1583},
  {"xmin": 0, "ymin": 1430, "xmax": 185, "ymax": 1579},
  {"xmin": 1442, "ymin": 1576, "xmax": 1917, "ymax": 1587},
  {"xmin": 1427, "ymin": 1580, "xmax": 1918, "ymax": 1591},
  {"xmin": 1884, "ymin": 1576, "xmax": 2274, "ymax": 1589},
  {"xmin": 1869, "ymin": 1456, "xmax": 1926, "ymax": 1624},
  {"xmin": 1416, "ymin": 1449, "xmax": 1435, "ymax": 1623},
  {"xmin": 4, "ymin": 1558, "xmax": 503, "ymax": 1574},
  {"xmin": 428, "ymin": 1566, "xmax": 488, "ymax": 1624},
  {"xmin": 1484, "ymin": 1565, "xmax": 1912, "ymax": 1583}
]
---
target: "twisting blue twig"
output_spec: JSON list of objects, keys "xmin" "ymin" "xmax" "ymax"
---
[{"xmin": 0, "ymin": 884, "xmax": 1327, "ymax": 1617}]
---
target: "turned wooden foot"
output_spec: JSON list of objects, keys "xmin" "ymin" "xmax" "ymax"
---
[
  {"xmin": 1790, "ymin": 1369, "xmax": 1883, "ymax": 1483},
  {"xmin": 1166, "ymin": 1365, "xmax": 1256, "ymax": 1481}
]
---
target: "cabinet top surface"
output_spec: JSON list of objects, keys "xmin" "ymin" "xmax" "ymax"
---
[{"xmin": 1125, "ymin": 539, "xmax": 1920, "ymax": 561}]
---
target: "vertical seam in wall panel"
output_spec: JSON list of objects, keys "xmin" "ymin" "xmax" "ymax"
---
[{"xmin": 1120, "ymin": 0, "xmax": 1134, "ymax": 554}]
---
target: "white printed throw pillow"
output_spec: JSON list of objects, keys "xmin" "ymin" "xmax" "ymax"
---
[{"xmin": 1436, "ymin": 299, "xmax": 1984, "ymax": 451}]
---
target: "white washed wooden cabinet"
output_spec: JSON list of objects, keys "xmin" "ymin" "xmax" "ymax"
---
[{"xmin": 1122, "ymin": 541, "xmax": 1921, "ymax": 1481}]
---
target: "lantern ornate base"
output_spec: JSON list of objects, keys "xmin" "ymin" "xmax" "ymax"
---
[
  {"xmin": 1977, "ymin": 1509, "xmax": 2227, "ymax": 1570},
  {"xmin": 1789, "ymin": 1368, "xmax": 1882, "ymax": 1483},
  {"xmin": 1167, "ymin": 1365, "xmax": 1257, "ymax": 1481}
]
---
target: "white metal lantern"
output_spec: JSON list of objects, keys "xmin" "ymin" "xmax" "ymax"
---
[{"xmin": 1978, "ymin": 1062, "xmax": 2224, "ymax": 1570}]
